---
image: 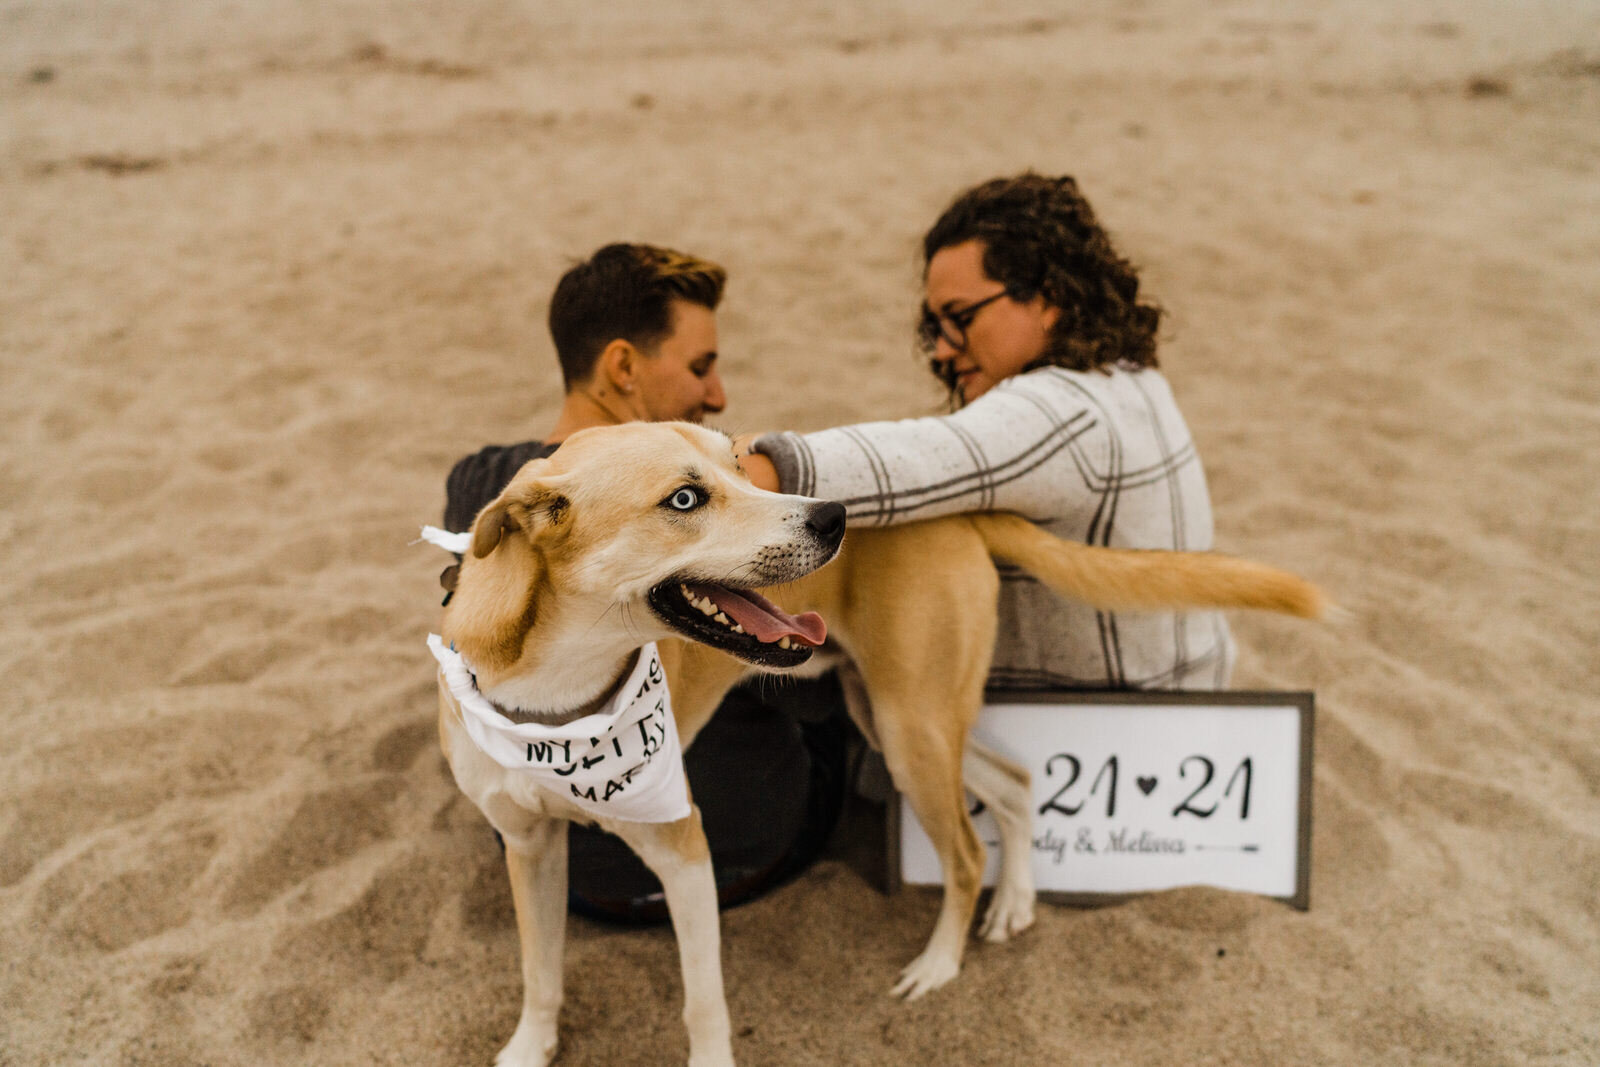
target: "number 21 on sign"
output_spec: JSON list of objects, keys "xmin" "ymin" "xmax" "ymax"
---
[{"xmin": 1037, "ymin": 754, "xmax": 1253, "ymax": 820}]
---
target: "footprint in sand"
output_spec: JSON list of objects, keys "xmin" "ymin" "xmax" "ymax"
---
[
  {"xmin": 247, "ymin": 984, "xmax": 332, "ymax": 1047},
  {"xmin": 171, "ymin": 636, "xmax": 309, "ymax": 687},
  {"xmin": 372, "ymin": 717, "xmax": 435, "ymax": 772},
  {"xmin": 42, "ymin": 815, "xmax": 221, "ymax": 952},
  {"xmin": 25, "ymin": 544, "xmax": 186, "ymax": 603},
  {"xmin": 69, "ymin": 460, "xmax": 171, "ymax": 506},
  {"xmin": 1, "ymin": 780, "xmax": 166, "ymax": 888},
  {"xmin": 222, "ymin": 776, "xmax": 404, "ymax": 915},
  {"xmin": 270, "ymin": 860, "xmax": 453, "ymax": 984}
]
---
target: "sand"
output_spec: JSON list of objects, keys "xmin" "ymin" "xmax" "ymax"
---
[{"xmin": 4, "ymin": 1, "xmax": 1598, "ymax": 1063}]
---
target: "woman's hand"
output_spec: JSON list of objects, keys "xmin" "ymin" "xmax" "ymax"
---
[{"xmin": 731, "ymin": 433, "xmax": 781, "ymax": 492}]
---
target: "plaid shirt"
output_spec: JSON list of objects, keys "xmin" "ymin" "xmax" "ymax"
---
[{"xmin": 752, "ymin": 366, "xmax": 1235, "ymax": 690}]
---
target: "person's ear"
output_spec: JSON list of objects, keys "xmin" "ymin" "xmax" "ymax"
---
[
  {"xmin": 598, "ymin": 339, "xmax": 639, "ymax": 396},
  {"xmin": 1035, "ymin": 298, "xmax": 1062, "ymax": 335}
]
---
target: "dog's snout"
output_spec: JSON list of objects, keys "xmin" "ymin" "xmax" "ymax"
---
[{"xmin": 806, "ymin": 501, "xmax": 847, "ymax": 548}]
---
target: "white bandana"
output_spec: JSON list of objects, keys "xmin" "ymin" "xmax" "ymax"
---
[{"xmin": 428, "ymin": 634, "xmax": 691, "ymax": 823}]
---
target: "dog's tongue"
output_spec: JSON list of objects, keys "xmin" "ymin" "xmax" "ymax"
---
[{"xmin": 695, "ymin": 584, "xmax": 827, "ymax": 647}]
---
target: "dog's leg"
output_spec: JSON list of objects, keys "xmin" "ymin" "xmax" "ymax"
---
[
  {"xmin": 834, "ymin": 522, "xmax": 1001, "ymax": 999},
  {"xmin": 609, "ymin": 810, "xmax": 735, "ymax": 1067},
  {"xmin": 835, "ymin": 661, "xmax": 881, "ymax": 751},
  {"xmin": 963, "ymin": 740, "xmax": 1036, "ymax": 942},
  {"xmin": 876, "ymin": 712, "xmax": 985, "ymax": 1000},
  {"xmin": 497, "ymin": 819, "xmax": 568, "ymax": 1067}
]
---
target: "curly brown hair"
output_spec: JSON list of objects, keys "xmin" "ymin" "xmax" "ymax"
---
[{"xmin": 921, "ymin": 174, "xmax": 1161, "ymax": 385}]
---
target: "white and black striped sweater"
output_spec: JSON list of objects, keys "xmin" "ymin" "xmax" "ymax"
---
[{"xmin": 752, "ymin": 366, "xmax": 1235, "ymax": 691}]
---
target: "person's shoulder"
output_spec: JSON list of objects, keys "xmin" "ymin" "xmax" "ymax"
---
[
  {"xmin": 450, "ymin": 439, "xmax": 557, "ymax": 476},
  {"xmin": 467, "ymin": 438, "xmax": 559, "ymax": 462},
  {"xmin": 1005, "ymin": 364, "xmax": 1171, "ymax": 399},
  {"xmin": 444, "ymin": 439, "xmax": 557, "ymax": 531},
  {"xmin": 988, "ymin": 365, "xmax": 1098, "ymax": 402}
]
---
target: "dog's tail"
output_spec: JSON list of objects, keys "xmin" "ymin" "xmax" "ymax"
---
[{"xmin": 968, "ymin": 513, "xmax": 1326, "ymax": 619}]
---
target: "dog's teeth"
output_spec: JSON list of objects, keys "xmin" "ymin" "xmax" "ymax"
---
[
  {"xmin": 778, "ymin": 637, "xmax": 792, "ymax": 650},
  {"xmin": 731, "ymin": 623, "xmax": 744, "ymax": 634},
  {"xmin": 714, "ymin": 612, "xmax": 731, "ymax": 625},
  {"xmin": 699, "ymin": 598, "xmax": 717, "ymax": 616}
]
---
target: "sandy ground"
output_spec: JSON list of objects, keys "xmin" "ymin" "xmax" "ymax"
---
[{"xmin": 4, "ymin": 1, "xmax": 1599, "ymax": 1064}]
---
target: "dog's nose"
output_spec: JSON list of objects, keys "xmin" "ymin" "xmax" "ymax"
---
[{"xmin": 806, "ymin": 501, "xmax": 847, "ymax": 547}]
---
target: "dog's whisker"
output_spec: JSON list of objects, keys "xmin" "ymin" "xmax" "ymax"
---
[
  {"xmin": 578, "ymin": 601, "xmax": 631, "ymax": 644},
  {"xmin": 619, "ymin": 605, "xmax": 643, "ymax": 639},
  {"xmin": 619, "ymin": 602, "xmax": 645, "ymax": 640}
]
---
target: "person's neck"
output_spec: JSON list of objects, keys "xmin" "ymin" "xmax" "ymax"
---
[{"xmin": 545, "ymin": 387, "xmax": 640, "ymax": 444}]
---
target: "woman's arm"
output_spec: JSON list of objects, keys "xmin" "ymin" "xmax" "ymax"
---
[{"xmin": 748, "ymin": 370, "xmax": 1099, "ymax": 526}]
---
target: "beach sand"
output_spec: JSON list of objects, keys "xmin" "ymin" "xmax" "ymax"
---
[{"xmin": 3, "ymin": 2, "xmax": 1598, "ymax": 1063}]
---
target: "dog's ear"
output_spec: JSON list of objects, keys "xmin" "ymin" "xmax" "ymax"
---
[
  {"xmin": 470, "ymin": 479, "xmax": 570, "ymax": 559},
  {"xmin": 448, "ymin": 474, "xmax": 570, "ymax": 674},
  {"xmin": 471, "ymin": 500, "xmax": 518, "ymax": 559}
]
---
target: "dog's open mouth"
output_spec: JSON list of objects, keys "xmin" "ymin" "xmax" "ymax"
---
[{"xmin": 646, "ymin": 579, "xmax": 826, "ymax": 667}]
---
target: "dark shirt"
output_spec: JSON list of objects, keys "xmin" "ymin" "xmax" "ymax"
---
[
  {"xmin": 444, "ymin": 441, "xmax": 559, "ymax": 535},
  {"xmin": 444, "ymin": 438, "xmax": 848, "ymax": 920}
]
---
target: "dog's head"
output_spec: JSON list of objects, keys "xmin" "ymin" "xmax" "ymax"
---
[{"xmin": 444, "ymin": 422, "xmax": 845, "ymax": 685}]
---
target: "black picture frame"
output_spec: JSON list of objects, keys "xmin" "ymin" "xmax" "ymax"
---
[{"xmin": 885, "ymin": 689, "xmax": 1315, "ymax": 911}]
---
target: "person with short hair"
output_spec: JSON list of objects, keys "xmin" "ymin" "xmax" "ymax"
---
[
  {"xmin": 444, "ymin": 243, "xmax": 729, "ymax": 533},
  {"xmin": 742, "ymin": 173, "xmax": 1234, "ymax": 691},
  {"xmin": 444, "ymin": 242, "xmax": 847, "ymax": 921}
]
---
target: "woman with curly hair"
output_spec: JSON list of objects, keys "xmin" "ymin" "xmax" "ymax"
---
[{"xmin": 744, "ymin": 173, "xmax": 1234, "ymax": 689}]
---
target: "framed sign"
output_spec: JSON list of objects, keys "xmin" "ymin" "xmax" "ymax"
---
[{"xmin": 889, "ymin": 691, "xmax": 1314, "ymax": 910}]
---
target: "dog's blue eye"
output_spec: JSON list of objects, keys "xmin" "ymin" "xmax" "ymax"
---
[{"xmin": 665, "ymin": 487, "xmax": 702, "ymax": 512}]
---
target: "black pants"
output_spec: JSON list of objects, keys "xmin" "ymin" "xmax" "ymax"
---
[{"xmin": 564, "ymin": 673, "xmax": 849, "ymax": 923}]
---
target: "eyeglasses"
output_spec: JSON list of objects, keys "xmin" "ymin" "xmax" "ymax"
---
[{"xmin": 917, "ymin": 289, "xmax": 1010, "ymax": 353}]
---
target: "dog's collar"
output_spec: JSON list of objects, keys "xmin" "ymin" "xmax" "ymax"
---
[{"xmin": 464, "ymin": 648, "xmax": 631, "ymax": 726}]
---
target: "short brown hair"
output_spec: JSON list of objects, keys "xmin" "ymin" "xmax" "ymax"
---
[
  {"xmin": 548, "ymin": 243, "xmax": 727, "ymax": 389},
  {"xmin": 922, "ymin": 174, "xmax": 1161, "ymax": 377}
]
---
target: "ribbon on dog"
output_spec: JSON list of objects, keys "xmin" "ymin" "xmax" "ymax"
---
[
  {"xmin": 427, "ymin": 635, "xmax": 691, "ymax": 824},
  {"xmin": 418, "ymin": 525, "xmax": 472, "ymax": 555}
]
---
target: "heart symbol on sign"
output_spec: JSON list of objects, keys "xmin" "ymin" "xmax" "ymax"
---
[{"xmin": 1137, "ymin": 776, "xmax": 1158, "ymax": 796}]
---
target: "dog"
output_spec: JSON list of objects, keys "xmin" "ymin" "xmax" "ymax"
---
[{"xmin": 432, "ymin": 420, "xmax": 1322, "ymax": 1066}]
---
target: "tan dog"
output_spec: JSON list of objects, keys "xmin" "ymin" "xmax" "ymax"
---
[{"xmin": 436, "ymin": 421, "xmax": 1322, "ymax": 1066}]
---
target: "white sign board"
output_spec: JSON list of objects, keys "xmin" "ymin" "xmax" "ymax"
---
[{"xmin": 892, "ymin": 691, "xmax": 1313, "ymax": 909}]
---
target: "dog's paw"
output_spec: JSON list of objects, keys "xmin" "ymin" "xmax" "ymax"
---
[
  {"xmin": 977, "ymin": 887, "xmax": 1036, "ymax": 943},
  {"xmin": 495, "ymin": 1017, "xmax": 559, "ymax": 1067},
  {"xmin": 890, "ymin": 948, "xmax": 960, "ymax": 1001}
]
